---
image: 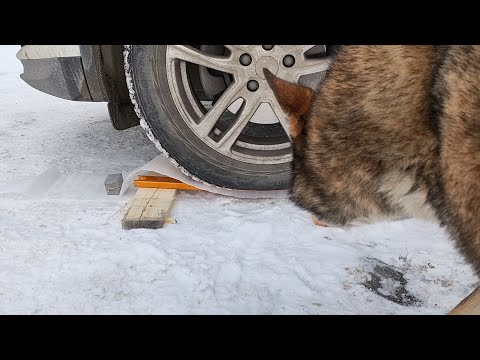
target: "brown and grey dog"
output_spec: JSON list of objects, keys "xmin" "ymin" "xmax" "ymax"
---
[{"xmin": 264, "ymin": 45, "xmax": 480, "ymax": 274}]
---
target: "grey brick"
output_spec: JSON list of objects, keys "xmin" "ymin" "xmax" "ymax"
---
[{"xmin": 104, "ymin": 173, "xmax": 123, "ymax": 195}]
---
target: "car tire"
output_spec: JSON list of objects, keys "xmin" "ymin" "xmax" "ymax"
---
[{"xmin": 126, "ymin": 45, "xmax": 330, "ymax": 190}]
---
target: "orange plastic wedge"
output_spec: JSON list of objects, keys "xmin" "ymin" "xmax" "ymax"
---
[{"xmin": 134, "ymin": 175, "xmax": 202, "ymax": 191}]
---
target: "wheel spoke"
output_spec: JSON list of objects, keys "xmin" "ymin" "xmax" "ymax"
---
[
  {"xmin": 301, "ymin": 45, "xmax": 317, "ymax": 53},
  {"xmin": 195, "ymin": 81, "xmax": 245, "ymax": 137},
  {"xmin": 217, "ymin": 97, "xmax": 260, "ymax": 152},
  {"xmin": 291, "ymin": 58, "xmax": 331, "ymax": 80},
  {"xmin": 277, "ymin": 45, "xmax": 300, "ymax": 54},
  {"xmin": 269, "ymin": 100, "xmax": 291, "ymax": 141},
  {"xmin": 167, "ymin": 45, "xmax": 237, "ymax": 74},
  {"xmin": 225, "ymin": 45, "xmax": 251, "ymax": 52},
  {"xmin": 278, "ymin": 45, "xmax": 316, "ymax": 57}
]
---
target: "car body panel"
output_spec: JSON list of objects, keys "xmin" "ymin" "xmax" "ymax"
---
[
  {"xmin": 17, "ymin": 45, "xmax": 81, "ymax": 59},
  {"xmin": 17, "ymin": 45, "xmax": 108, "ymax": 102}
]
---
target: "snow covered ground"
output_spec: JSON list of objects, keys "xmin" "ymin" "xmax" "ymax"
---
[{"xmin": 0, "ymin": 45, "xmax": 477, "ymax": 314}]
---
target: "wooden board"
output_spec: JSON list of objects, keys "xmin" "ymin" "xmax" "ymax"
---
[
  {"xmin": 134, "ymin": 176, "xmax": 201, "ymax": 191},
  {"xmin": 122, "ymin": 188, "xmax": 177, "ymax": 229},
  {"xmin": 449, "ymin": 287, "xmax": 480, "ymax": 315}
]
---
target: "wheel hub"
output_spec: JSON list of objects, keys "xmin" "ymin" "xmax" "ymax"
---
[{"xmin": 255, "ymin": 56, "xmax": 278, "ymax": 79}]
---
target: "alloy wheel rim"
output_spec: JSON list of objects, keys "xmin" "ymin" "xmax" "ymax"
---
[{"xmin": 165, "ymin": 45, "xmax": 330, "ymax": 165}]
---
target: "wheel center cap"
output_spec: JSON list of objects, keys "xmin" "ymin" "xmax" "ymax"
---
[{"xmin": 255, "ymin": 56, "xmax": 278, "ymax": 79}]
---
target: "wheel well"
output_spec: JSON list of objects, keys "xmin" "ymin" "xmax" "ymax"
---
[
  {"xmin": 100, "ymin": 45, "xmax": 207, "ymax": 130},
  {"xmin": 100, "ymin": 45, "xmax": 140, "ymax": 130}
]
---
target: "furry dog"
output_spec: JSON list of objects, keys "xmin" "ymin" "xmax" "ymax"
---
[{"xmin": 265, "ymin": 45, "xmax": 480, "ymax": 274}]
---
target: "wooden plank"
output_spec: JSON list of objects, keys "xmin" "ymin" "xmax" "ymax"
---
[
  {"xmin": 122, "ymin": 188, "xmax": 157, "ymax": 229},
  {"xmin": 140, "ymin": 189, "xmax": 177, "ymax": 229},
  {"xmin": 121, "ymin": 192, "xmax": 176, "ymax": 224},
  {"xmin": 449, "ymin": 287, "xmax": 480, "ymax": 315},
  {"xmin": 122, "ymin": 188, "xmax": 177, "ymax": 229},
  {"xmin": 134, "ymin": 176, "xmax": 201, "ymax": 191}
]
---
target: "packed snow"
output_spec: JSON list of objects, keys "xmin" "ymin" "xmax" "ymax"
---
[{"xmin": 0, "ymin": 45, "xmax": 477, "ymax": 314}]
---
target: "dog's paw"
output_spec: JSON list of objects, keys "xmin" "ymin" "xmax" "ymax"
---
[{"xmin": 311, "ymin": 214, "xmax": 328, "ymax": 227}]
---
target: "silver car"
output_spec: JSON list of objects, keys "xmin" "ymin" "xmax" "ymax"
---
[{"xmin": 17, "ymin": 45, "xmax": 331, "ymax": 190}]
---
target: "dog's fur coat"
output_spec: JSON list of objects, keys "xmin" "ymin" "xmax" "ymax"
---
[{"xmin": 265, "ymin": 45, "xmax": 480, "ymax": 274}]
